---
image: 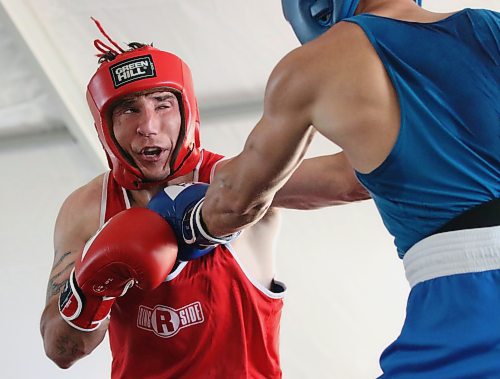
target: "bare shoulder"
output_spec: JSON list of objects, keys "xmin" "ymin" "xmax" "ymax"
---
[
  {"xmin": 55, "ymin": 173, "xmax": 104, "ymax": 242},
  {"xmin": 296, "ymin": 21, "xmax": 400, "ymax": 171},
  {"xmin": 274, "ymin": 21, "xmax": 372, "ymax": 77},
  {"xmin": 307, "ymin": 21, "xmax": 380, "ymax": 90},
  {"xmin": 265, "ymin": 45, "xmax": 318, "ymax": 115},
  {"xmin": 265, "ymin": 21, "xmax": 374, "ymax": 120}
]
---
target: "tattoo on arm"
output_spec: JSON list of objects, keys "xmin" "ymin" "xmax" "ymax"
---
[
  {"xmin": 56, "ymin": 334, "xmax": 83, "ymax": 359},
  {"xmin": 46, "ymin": 251, "xmax": 75, "ymax": 303},
  {"xmin": 46, "ymin": 278, "xmax": 69, "ymax": 304},
  {"xmin": 52, "ymin": 251, "xmax": 73, "ymax": 269}
]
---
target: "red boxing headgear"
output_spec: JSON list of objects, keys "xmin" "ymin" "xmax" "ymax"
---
[{"xmin": 86, "ymin": 45, "xmax": 201, "ymax": 190}]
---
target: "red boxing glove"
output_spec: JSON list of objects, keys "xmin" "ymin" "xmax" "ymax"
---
[{"xmin": 59, "ymin": 208, "xmax": 178, "ymax": 331}]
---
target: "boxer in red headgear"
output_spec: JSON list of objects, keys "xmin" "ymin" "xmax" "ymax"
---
[
  {"xmin": 87, "ymin": 43, "xmax": 201, "ymax": 189},
  {"xmin": 40, "ymin": 22, "xmax": 368, "ymax": 378}
]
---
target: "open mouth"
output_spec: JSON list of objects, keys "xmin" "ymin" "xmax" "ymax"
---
[{"xmin": 138, "ymin": 146, "xmax": 166, "ymax": 162}]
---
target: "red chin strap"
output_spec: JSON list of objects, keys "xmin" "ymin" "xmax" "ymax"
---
[{"xmin": 87, "ymin": 20, "xmax": 201, "ymax": 190}]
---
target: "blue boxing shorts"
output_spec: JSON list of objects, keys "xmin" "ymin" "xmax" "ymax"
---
[{"xmin": 379, "ymin": 226, "xmax": 500, "ymax": 378}]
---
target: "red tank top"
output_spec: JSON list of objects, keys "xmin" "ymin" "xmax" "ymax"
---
[{"xmin": 102, "ymin": 150, "xmax": 285, "ymax": 379}]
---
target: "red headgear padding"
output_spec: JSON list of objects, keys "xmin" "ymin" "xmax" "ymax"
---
[{"xmin": 86, "ymin": 45, "xmax": 201, "ymax": 189}]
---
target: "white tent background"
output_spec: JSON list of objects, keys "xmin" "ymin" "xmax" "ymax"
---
[{"xmin": 1, "ymin": 1, "xmax": 498, "ymax": 378}]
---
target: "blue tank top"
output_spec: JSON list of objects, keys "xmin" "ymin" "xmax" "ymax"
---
[{"xmin": 348, "ymin": 9, "xmax": 500, "ymax": 257}]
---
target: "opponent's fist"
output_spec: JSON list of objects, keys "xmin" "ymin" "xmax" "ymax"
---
[
  {"xmin": 59, "ymin": 208, "xmax": 177, "ymax": 331},
  {"xmin": 147, "ymin": 183, "xmax": 239, "ymax": 261}
]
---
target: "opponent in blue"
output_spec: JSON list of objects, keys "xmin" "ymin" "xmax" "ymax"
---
[{"xmin": 185, "ymin": 0, "xmax": 500, "ymax": 377}]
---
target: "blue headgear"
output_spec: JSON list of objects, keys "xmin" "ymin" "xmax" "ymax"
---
[{"xmin": 282, "ymin": 0, "xmax": 423, "ymax": 44}]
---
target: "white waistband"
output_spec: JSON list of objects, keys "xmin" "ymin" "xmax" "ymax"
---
[{"xmin": 403, "ymin": 226, "xmax": 500, "ymax": 288}]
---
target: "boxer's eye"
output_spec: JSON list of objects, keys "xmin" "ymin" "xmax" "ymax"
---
[{"xmin": 316, "ymin": 10, "xmax": 332, "ymax": 26}]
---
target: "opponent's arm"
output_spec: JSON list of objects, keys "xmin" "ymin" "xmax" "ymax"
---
[
  {"xmin": 208, "ymin": 151, "xmax": 368, "ymax": 211},
  {"xmin": 272, "ymin": 152, "xmax": 370, "ymax": 209},
  {"xmin": 201, "ymin": 48, "xmax": 323, "ymax": 236}
]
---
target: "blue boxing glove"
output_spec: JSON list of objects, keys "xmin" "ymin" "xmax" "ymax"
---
[{"xmin": 147, "ymin": 183, "xmax": 239, "ymax": 261}]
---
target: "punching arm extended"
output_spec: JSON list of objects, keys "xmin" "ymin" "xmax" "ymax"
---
[
  {"xmin": 201, "ymin": 52, "xmax": 318, "ymax": 237},
  {"xmin": 201, "ymin": 122, "xmax": 315, "ymax": 236}
]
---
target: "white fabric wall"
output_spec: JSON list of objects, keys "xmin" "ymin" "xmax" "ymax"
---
[{"xmin": 0, "ymin": 132, "xmax": 111, "ymax": 378}]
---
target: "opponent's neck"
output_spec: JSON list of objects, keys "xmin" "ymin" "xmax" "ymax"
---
[
  {"xmin": 357, "ymin": 0, "xmax": 456, "ymax": 22},
  {"xmin": 356, "ymin": 0, "xmax": 420, "ymax": 18}
]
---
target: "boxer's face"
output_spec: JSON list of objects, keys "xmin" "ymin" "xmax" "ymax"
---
[{"xmin": 111, "ymin": 89, "xmax": 182, "ymax": 182}]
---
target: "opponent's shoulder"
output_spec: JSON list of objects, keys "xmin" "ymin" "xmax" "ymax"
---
[
  {"xmin": 266, "ymin": 44, "xmax": 316, "ymax": 106},
  {"xmin": 263, "ymin": 46, "xmax": 317, "ymax": 127},
  {"xmin": 312, "ymin": 21, "xmax": 378, "ymax": 81},
  {"xmin": 55, "ymin": 173, "xmax": 105, "ymax": 242},
  {"xmin": 276, "ymin": 21, "xmax": 369, "ymax": 68},
  {"xmin": 266, "ymin": 21, "xmax": 370, "ymax": 112}
]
